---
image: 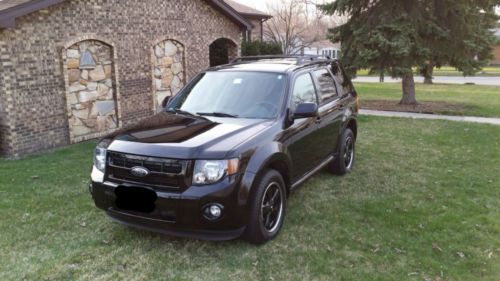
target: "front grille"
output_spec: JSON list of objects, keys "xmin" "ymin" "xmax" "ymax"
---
[{"xmin": 106, "ymin": 151, "xmax": 190, "ymax": 190}]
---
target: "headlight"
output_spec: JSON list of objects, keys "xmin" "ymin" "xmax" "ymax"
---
[
  {"xmin": 193, "ymin": 159, "xmax": 239, "ymax": 185},
  {"xmin": 93, "ymin": 139, "xmax": 111, "ymax": 172}
]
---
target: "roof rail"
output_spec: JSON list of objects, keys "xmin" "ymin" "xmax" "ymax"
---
[{"xmin": 230, "ymin": 55, "xmax": 333, "ymax": 65}]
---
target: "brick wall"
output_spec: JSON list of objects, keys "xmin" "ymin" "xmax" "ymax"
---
[
  {"xmin": 248, "ymin": 18, "xmax": 263, "ymax": 41},
  {"xmin": 0, "ymin": 0, "xmax": 242, "ymax": 158},
  {"xmin": 0, "ymin": 38, "xmax": 13, "ymax": 155},
  {"xmin": 491, "ymin": 45, "xmax": 500, "ymax": 65}
]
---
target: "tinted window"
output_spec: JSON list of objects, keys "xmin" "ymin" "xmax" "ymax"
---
[
  {"xmin": 330, "ymin": 62, "xmax": 353, "ymax": 95},
  {"xmin": 292, "ymin": 73, "xmax": 316, "ymax": 107},
  {"xmin": 312, "ymin": 68, "xmax": 338, "ymax": 103}
]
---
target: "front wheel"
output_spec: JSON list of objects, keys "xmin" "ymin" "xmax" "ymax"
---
[
  {"xmin": 329, "ymin": 128, "xmax": 355, "ymax": 175},
  {"xmin": 243, "ymin": 169, "xmax": 286, "ymax": 244}
]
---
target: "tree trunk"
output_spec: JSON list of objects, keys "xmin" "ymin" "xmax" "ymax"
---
[
  {"xmin": 423, "ymin": 63, "xmax": 434, "ymax": 84},
  {"xmin": 400, "ymin": 73, "xmax": 417, "ymax": 105},
  {"xmin": 379, "ymin": 72, "xmax": 384, "ymax": 83}
]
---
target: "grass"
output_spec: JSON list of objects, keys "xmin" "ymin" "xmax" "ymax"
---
[
  {"xmin": 1, "ymin": 116, "xmax": 499, "ymax": 280},
  {"xmin": 355, "ymin": 82, "xmax": 500, "ymax": 118},
  {"xmin": 356, "ymin": 66, "xmax": 500, "ymax": 77}
]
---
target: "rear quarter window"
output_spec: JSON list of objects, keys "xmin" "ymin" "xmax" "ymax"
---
[
  {"xmin": 330, "ymin": 62, "xmax": 354, "ymax": 96},
  {"xmin": 312, "ymin": 68, "xmax": 339, "ymax": 104}
]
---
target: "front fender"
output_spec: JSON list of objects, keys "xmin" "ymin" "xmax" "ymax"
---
[{"xmin": 237, "ymin": 142, "xmax": 291, "ymax": 206}]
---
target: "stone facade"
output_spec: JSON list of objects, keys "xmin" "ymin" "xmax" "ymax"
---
[
  {"xmin": 153, "ymin": 39, "xmax": 185, "ymax": 112},
  {"xmin": 64, "ymin": 40, "xmax": 118, "ymax": 142},
  {"xmin": 0, "ymin": 0, "xmax": 243, "ymax": 158}
]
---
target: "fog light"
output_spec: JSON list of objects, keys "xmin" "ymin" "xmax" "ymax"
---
[
  {"xmin": 210, "ymin": 205, "xmax": 221, "ymax": 217},
  {"xmin": 203, "ymin": 204, "xmax": 224, "ymax": 221}
]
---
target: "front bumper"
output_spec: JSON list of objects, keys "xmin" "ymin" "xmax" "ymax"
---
[{"xmin": 89, "ymin": 167, "xmax": 250, "ymax": 241}]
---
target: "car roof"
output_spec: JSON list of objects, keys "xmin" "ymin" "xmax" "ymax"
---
[{"xmin": 207, "ymin": 56, "xmax": 338, "ymax": 74}]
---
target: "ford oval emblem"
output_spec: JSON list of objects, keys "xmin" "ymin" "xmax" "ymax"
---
[{"xmin": 131, "ymin": 166, "xmax": 150, "ymax": 177}]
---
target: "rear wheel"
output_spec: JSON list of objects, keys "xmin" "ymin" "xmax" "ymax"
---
[
  {"xmin": 243, "ymin": 169, "xmax": 286, "ymax": 244},
  {"xmin": 329, "ymin": 128, "xmax": 355, "ymax": 175}
]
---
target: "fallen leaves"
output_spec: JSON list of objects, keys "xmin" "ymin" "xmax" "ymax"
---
[
  {"xmin": 351, "ymin": 235, "xmax": 362, "ymax": 243},
  {"xmin": 394, "ymin": 248, "xmax": 405, "ymax": 254},
  {"xmin": 457, "ymin": 252, "xmax": 465, "ymax": 259},
  {"xmin": 432, "ymin": 242, "xmax": 443, "ymax": 252},
  {"xmin": 484, "ymin": 249, "xmax": 495, "ymax": 259}
]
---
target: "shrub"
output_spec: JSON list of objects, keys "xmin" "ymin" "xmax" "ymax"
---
[{"xmin": 241, "ymin": 41, "xmax": 283, "ymax": 56}]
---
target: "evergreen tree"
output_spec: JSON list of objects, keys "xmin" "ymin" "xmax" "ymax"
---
[
  {"xmin": 419, "ymin": 1, "xmax": 498, "ymax": 83},
  {"xmin": 320, "ymin": 0, "xmax": 499, "ymax": 104}
]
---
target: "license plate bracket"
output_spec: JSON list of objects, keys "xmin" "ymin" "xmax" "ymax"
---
[{"xmin": 115, "ymin": 186, "xmax": 157, "ymax": 213}]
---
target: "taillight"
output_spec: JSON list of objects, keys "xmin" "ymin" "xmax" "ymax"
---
[{"xmin": 355, "ymin": 96, "xmax": 360, "ymax": 113}]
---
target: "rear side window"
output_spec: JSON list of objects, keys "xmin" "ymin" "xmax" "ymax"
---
[
  {"xmin": 330, "ymin": 62, "xmax": 353, "ymax": 95},
  {"xmin": 292, "ymin": 73, "xmax": 317, "ymax": 107},
  {"xmin": 312, "ymin": 68, "xmax": 338, "ymax": 103}
]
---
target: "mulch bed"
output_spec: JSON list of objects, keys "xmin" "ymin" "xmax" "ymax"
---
[{"xmin": 361, "ymin": 99, "xmax": 471, "ymax": 115}]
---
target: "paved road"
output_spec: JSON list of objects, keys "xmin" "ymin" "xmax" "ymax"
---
[
  {"xmin": 353, "ymin": 76, "xmax": 500, "ymax": 86},
  {"xmin": 360, "ymin": 109, "xmax": 500, "ymax": 125}
]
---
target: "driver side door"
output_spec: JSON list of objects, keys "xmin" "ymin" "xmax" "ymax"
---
[{"xmin": 283, "ymin": 72, "xmax": 324, "ymax": 181}]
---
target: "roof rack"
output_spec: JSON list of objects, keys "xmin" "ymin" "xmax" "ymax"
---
[{"xmin": 230, "ymin": 55, "xmax": 333, "ymax": 65}]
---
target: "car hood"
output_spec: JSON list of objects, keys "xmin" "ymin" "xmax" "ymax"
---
[{"xmin": 105, "ymin": 112, "xmax": 272, "ymax": 159}]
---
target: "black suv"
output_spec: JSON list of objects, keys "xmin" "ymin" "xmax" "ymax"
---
[{"xmin": 90, "ymin": 55, "xmax": 358, "ymax": 244}]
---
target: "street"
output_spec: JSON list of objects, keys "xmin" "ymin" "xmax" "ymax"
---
[{"xmin": 354, "ymin": 76, "xmax": 500, "ymax": 86}]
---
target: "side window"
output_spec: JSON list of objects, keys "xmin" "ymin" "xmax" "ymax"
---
[
  {"xmin": 312, "ymin": 68, "xmax": 339, "ymax": 104},
  {"xmin": 330, "ymin": 61, "xmax": 353, "ymax": 95},
  {"xmin": 292, "ymin": 73, "xmax": 317, "ymax": 107}
]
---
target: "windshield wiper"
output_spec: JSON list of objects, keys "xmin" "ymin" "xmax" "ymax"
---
[
  {"xmin": 196, "ymin": 112, "xmax": 238, "ymax": 118},
  {"xmin": 167, "ymin": 108, "xmax": 196, "ymax": 117}
]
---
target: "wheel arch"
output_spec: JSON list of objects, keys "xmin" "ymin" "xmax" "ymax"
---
[
  {"xmin": 263, "ymin": 156, "xmax": 291, "ymax": 196},
  {"xmin": 242, "ymin": 143, "xmax": 292, "ymax": 202},
  {"xmin": 345, "ymin": 118, "xmax": 357, "ymax": 140}
]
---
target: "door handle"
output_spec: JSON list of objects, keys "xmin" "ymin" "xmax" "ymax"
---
[{"xmin": 315, "ymin": 117, "xmax": 322, "ymax": 124}]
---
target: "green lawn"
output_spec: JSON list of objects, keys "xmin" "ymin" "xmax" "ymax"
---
[
  {"xmin": 356, "ymin": 66, "xmax": 500, "ymax": 77},
  {"xmin": 355, "ymin": 82, "xmax": 500, "ymax": 117},
  {"xmin": 1, "ymin": 116, "xmax": 499, "ymax": 280}
]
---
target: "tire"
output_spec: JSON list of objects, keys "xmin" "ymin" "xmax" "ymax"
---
[
  {"xmin": 329, "ymin": 128, "xmax": 355, "ymax": 175},
  {"xmin": 243, "ymin": 169, "xmax": 287, "ymax": 244}
]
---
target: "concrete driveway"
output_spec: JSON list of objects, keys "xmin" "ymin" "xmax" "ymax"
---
[{"xmin": 353, "ymin": 76, "xmax": 500, "ymax": 86}]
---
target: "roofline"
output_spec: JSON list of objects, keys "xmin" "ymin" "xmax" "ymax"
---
[
  {"xmin": 0, "ymin": 0, "xmax": 65, "ymax": 28},
  {"xmin": 239, "ymin": 12, "xmax": 272, "ymax": 19},
  {"xmin": 0, "ymin": 0, "xmax": 253, "ymax": 30},
  {"xmin": 204, "ymin": 0, "xmax": 252, "ymax": 30}
]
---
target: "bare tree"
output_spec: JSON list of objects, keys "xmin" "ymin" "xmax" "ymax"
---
[
  {"xmin": 264, "ymin": 0, "xmax": 349, "ymax": 54},
  {"xmin": 264, "ymin": 0, "xmax": 309, "ymax": 54}
]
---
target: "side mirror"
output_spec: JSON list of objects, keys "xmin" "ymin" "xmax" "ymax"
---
[
  {"xmin": 161, "ymin": 96, "xmax": 170, "ymax": 108},
  {"xmin": 293, "ymin": 103, "xmax": 318, "ymax": 119}
]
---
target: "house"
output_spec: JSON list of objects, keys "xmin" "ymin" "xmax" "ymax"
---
[
  {"xmin": 0, "ymin": 0, "xmax": 268, "ymax": 158},
  {"xmin": 224, "ymin": 0, "xmax": 271, "ymax": 42},
  {"xmin": 491, "ymin": 28, "xmax": 500, "ymax": 65},
  {"xmin": 302, "ymin": 40, "xmax": 341, "ymax": 59}
]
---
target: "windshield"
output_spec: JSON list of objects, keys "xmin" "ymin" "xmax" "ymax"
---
[{"xmin": 167, "ymin": 71, "xmax": 286, "ymax": 119}]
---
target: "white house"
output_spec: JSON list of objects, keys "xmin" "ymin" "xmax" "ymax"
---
[{"xmin": 302, "ymin": 40, "xmax": 341, "ymax": 59}]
